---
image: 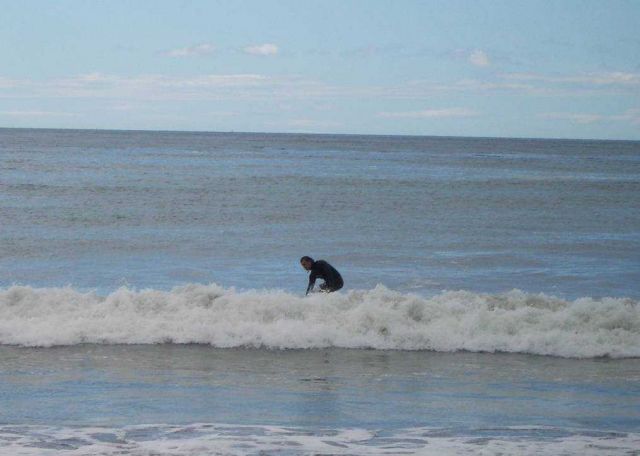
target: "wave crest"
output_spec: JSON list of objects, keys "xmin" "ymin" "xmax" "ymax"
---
[{"xmin": 1, "ymin": 284, "xmax": 638, "ymax": 358}]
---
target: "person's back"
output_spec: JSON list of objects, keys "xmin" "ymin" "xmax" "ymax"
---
[{"xmin": 300, "ymin": 256, "xmax": 344, "ymax": 295}]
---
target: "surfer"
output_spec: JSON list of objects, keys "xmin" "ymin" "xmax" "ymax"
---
[{"xmin": 300, "ymin": 256, "xmax": 344, "ymax": 295}]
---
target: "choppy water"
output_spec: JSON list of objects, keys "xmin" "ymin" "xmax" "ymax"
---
[{"xmin": 1, "ymin": 128, "xmax": 639, "ymax": 454}]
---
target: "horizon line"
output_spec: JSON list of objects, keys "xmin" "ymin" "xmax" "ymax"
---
[{"xmin": 1, "ymin": 125, "xmax": 638, "ymax": 143}]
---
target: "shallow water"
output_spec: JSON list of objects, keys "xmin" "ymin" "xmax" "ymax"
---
[
  {"xmin": 3, "ymin": 345, "xmax": 639, "ymax": 429},
  {"xmin": 1, "ymin": 346, "xmax": 639, "ymax": 454}
]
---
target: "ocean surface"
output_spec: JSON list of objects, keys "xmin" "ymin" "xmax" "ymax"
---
[{"xmin": 1, "ymin": 128, "xmax": 639, "ymax": 454}]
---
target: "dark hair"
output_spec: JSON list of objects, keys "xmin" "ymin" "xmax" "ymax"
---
[{"xmin": 300, "ymin": 256, "xmax": 314, "ymax": 263}]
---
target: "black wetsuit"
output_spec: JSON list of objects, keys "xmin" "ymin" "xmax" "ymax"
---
[{"xmin": 306, "ymin": 260, "xmax": 344, "ymax": 295}]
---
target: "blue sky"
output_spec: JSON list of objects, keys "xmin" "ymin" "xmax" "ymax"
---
[{"xmin": 1, "ymin": 0, "xmax": 639, "ymax": 139}]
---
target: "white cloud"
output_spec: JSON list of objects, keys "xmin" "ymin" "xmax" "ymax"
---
[
  {"xmin": 468, "ymin": 49, "xmax": 490, "ymax": 67},
  {"xmin": 243, "ymin": 43, "xmax": 279, "ymax": 56},
  {"xmin": 378, "ymin": 108, "xmax": 479, "ymax": 119},
  {"xmin": 164, "ymin": 43, "xmax": 215, "ymax": 58},
  {"xmin": 539, "ymin": 108, "xmax": 640, "ymax": 125}
]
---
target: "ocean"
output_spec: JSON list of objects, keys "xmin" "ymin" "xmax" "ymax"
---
[{"xmin": 1, "ymin": 128, "xmax": 639, "ymax": 455}]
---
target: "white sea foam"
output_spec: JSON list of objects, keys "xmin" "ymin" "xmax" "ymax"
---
[
  {"xmin": 0, "ymin": 284, "xmax": 638, "ymax": 358},
  {"xmin": 0, "ymin": 423, "xmax": 638, "ymax": 455}
]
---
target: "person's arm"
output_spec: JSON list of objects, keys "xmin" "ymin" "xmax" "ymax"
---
[{"xmin": 306, "ymin": 271, "xmax": 317, "ymax": 295}]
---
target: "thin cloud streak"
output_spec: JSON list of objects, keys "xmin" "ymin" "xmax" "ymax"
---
[
  {"xmin": 283, "ymin": 118, "xmax": 342, "ymax": 130},
  {"xmin": 378, "ymin": 108, "xmax": 479, "ymax": 119},
  {"xmin": 1, "ymin": 70, "xmax": 639, "ymax": 104},
  {"xmin": 540, "ymin": 109, "xmax": 640, "ymax": 125},
  {"xmin": 502, "ymin": 71, "xmax": 640, "ymax": 86},
  {"xmin": 163, "ymin": 43, "xmax": 216, "ymax": 58},
  {"xmin": 0, "ymin": 110, "xmax": 77, "ymax": 117},
  {"xmin": 243, "ymin": 43, "xmax": 279, "ymax": 56}
]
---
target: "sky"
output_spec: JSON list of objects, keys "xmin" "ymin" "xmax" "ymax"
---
[{"xmin": 0, "ymin": 0, "xmax": 639, "ymax": 139}]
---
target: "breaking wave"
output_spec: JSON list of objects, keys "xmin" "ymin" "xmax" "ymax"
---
[
  {"xmin": 0, "ymin": 283, "xmax": 638, "ymax": 358},
  {"xmin": 1, "ymin": 423, "xmax": 638, "ymax": 456}
]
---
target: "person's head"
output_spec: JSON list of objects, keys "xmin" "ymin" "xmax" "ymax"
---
[{"xmin": 300, "ymin": 256, "xmax": 314, "ymax": 271}]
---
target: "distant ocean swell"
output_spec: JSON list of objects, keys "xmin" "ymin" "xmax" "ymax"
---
[{"xmin": 0, "ymin": 284, "xmax": 637, "ymax": 358}]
